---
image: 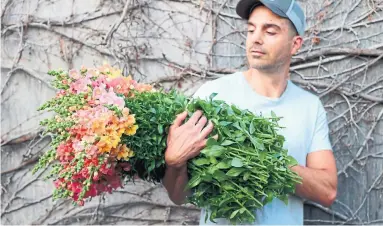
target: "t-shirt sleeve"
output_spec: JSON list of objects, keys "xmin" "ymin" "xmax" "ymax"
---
[{"xmin": 308, "ymin": 99, "xmax": 333, "ymax": 154}]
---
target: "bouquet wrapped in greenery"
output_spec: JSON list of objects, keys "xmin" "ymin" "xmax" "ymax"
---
[{"xmin": 33, "ymin": 63, "xmax": 302, "ymax": 224}]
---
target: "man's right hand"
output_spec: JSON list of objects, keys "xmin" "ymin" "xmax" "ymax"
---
[{"xmin": 165, "ymin": 110, "xmax": 214, "ymax": 169}]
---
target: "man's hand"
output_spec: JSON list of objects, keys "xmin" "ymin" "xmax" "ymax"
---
[
  {"xmin": 162, "ymin": 110, "xmax": 215, "ymax": 205},
  {"xmin": 165, "ymin": 110, "xmax": 214, "ymax": 168}
]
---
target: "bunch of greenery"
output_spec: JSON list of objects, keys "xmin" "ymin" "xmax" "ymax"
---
[{"xmin": 121, "ymin": 90, "xmax": 302, "ymax": 224}]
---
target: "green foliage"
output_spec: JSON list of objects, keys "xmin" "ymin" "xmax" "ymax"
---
[{"xmin": 120, "ymin": 90, "xmax": 302, "ymax": 224}]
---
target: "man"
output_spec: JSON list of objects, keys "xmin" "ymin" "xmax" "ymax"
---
[{"xmin": 162, "ymin": 0, "xmax": 338, "ymax": 224}]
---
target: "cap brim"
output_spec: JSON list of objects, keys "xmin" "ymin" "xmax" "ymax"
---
[{"xmin": 236, "ymin": 0, "xmax": 287, "ymax": 20}]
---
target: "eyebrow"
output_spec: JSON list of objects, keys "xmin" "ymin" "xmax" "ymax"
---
[{"xmin": 247, "ymin": 22, "xmax": 282, "ymax": 31}]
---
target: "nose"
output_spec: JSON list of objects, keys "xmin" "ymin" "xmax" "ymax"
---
[{"xmin": 249, "ymin": 29, "xmax": 264, "ymax": 45}]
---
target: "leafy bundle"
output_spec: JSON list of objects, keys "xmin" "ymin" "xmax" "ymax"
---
[{"xmin": 120, "ymin": 90, "xmax": 302, "ymax": 224}]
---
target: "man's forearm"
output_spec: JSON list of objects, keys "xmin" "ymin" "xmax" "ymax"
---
[
  {"xmin": 291, "ymin": 165, "xmax": 337, "ymax": 207},
  {"xmin": 162, "ymin": 164, "xmax": 191, "ymax": 205}
]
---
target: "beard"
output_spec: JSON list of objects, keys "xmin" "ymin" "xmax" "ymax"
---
[{"xmin": 247, "ymin": 49, "xmax": 291, "ymax": 73}]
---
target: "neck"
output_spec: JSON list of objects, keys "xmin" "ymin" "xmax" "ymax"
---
[{"xmin": 244, "ymin": 67, "xmax": 290, "ymax": 98}]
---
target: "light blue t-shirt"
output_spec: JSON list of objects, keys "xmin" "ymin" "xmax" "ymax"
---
[{"xmin": 192, "ymin": 72, "xmax": 333, "ymax": 225}]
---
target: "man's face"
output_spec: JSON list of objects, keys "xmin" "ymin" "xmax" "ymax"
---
[{"xmin": 246, "ymin": 6, "xmax": 297, "ymax": 72}]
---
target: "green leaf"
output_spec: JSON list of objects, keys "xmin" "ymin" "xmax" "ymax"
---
[
  {"xmin": 186, "ymin": 175, "xmax": 202, "ymax": 189},
  {"xmin": 201, "ymin": 145, "xmax": 225, "ymax": 157},
  {"xmin": 230, "ymin": 209, "xmax": 239, "ymax": 219},
  {"xmin": 232, "ymin": 122, "xmax": 242, "ymax": 130},
  {"xmin": 259, "ymin": 151, "xmax": 266, "ymax": 161},
  {"xmin": 222, "ymin": 182, "xmax": 235, "ymax": 190},
  {"xmin": 219, "ymin": 196, "xmax": 233, "ymax": 207},
  {"xmin": 274, "ymin": 153, "xmax": 281, "ymax": 158},
  {"xmin": 280, "ymin": 195, "xmax": 289, "ymax": 205},
  {"xmin": 257, "ymin": 133, "xmax": 274, "ymax": 139},
  {"xmin": 250, "ymin": 137, "xmax": 265, "ymax": 151},
  {"xmin": 206, "ymin": 137, "xmax": 219, "ymax": 146},
  {"xmin": 235, "ymin": 136, "xmax": 246, "ymax": 142},
  {"xmin": 221, "ymin": 140, "xmax": 235, "ymax": 146},
  {"xmin": 215, "ymin": 161, "xmax": 231, "ymax": 169},
  {"xmin": 205, "ymin": 212, "xmax": 209, "ymax": 224},
  {"xmin": 207, "ymin": 165, "xmax": 218, "ymax": 174},
  {"xmin": 226, "ymin": 168, "xmax": 246, "ymax": 177},
  {"xmin": 231, "ymin": 106, "xmax": 242, "ymax": 115},
  {"xmin": 211, "ymin": 118, "xmax": 219, "ymax": 126},
  {"xmin": 212, "ymin": 170, "xmax": 228, "ymax": 182},
  {"xmin": 263, "ymin": 191, "xmax": 274, "ymax": 205},
  {"xmin": 219, "ymin": 121, "xmax": 232, "ymax": 126},
  {"xmin": 163, "ymin": 97, "xmax": 173, "ymax": 104},
  {"xmin": 239, "ymin": 121, "xmax": 247, "ymax": 130},
  {"xmin": 214, "ymin": 106, "xmax": 221, "ymax": 115},
  {"xmin": 249, "ymin": 121, "xmax": 255, "ymax": 134},
  {"xmin": 148, "ymin": 161, "xmax": 155, "ymax": 172},
  {"xmin": 231, "ymin": 158, "xmax": 243, "ymax": 167},
  {"xmin": 221, "ymin": 128, "xmax": 232, "ymax": 137},
  {"xmin": 157, "ymin": 124, "xmax": 163, "ymax": 134},
  {"xmin": 271, "ymin": 111, "xmax": 276, "ymax": 117},
  {"xmin": 193, "ymin": 158, "xmax": 211, "ymax": 166},
  {"xmin": 226, "ymin": 107, "xmax": 234, "ymax": 116},
  {"xmin": 243, "ymin": 172, "xmax": 251, "ymax": 181},
  {"xmin": 286, "ymin": 155, "xmax": 299, "ymax": 167},
  {"xmin": 209, "ymin": 210, "xmax": 218, "ymax": 223},
  {"xmin": 201, "ymin": 174, "xmax": 213, "ymax": 182},
  {"xmin": 209, "ymin": 156, "xmax": 218, "ymax": 164},
  {"xmin": 209, "ymin": 92, "xmax": 218, "ymax": 100}
]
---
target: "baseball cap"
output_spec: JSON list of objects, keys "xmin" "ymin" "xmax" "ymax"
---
[{"xmin": 236, "ymin": 0, "xmax": 306, "ymax": 36}]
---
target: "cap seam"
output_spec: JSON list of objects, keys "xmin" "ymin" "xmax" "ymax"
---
[
  {"xmin": 289, "ymin": 10, "xmax": 303, "ymax": 35},
  {"xmin": 286, "ymin": 0, "xmax": 295, "ymax": 15}
]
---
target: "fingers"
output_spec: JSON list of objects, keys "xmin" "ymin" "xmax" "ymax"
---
[
  {"xmin": 199, "ymin": 120, "xmax": 214, "ymax": 140},
  {"xmin": 195, "ymin": 116, "xmax": 207, "ymax": 130},
  {"xmin": 198, "ymin": 139, "xmax": 208, "ymax": 148},
  {"xmin": 172, "ymin": 111, "xmax": 188, "ymax": 128},
  {"xmin": 187, "ymin": 110, "xmax": 203, "ymax": 125}
]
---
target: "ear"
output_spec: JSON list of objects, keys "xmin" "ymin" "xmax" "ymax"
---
[{"xmin": 290, "ymin": 36, "xmax": 303, "ymax": 55}]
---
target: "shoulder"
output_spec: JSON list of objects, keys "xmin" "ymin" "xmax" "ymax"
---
[
  {"xmin": 287, "ymin": 80, "xmax": 327, "ymax": 121},
  {"xmin": 288, "ymin": 80, "xmax": 323, "ymax": 106}
]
